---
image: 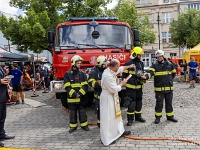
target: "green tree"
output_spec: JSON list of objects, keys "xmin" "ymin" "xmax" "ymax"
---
[
  {"xmin": 106, "ymin": 0, "xmax": 156, "ymax": 47},
  {"xmin": 0, "ymin": 0, "xmax": 111, "ymax": 53},
  {"xmin": 0, "ymin": 10, "xmax": 51, "ymax": 53},
  {"xmin": 170, "ymin": 8, "xmax": 200, "ymax": 49}
]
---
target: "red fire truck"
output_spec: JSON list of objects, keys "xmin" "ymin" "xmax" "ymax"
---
[{"xmin": 48, "ymin": 17, "xmax": 140, "ymax": 107}]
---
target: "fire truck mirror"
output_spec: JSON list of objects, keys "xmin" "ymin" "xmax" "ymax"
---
[
  {"xmin": 48, "ymin": 31, "xmax": 54, "ymax": 43},
  {"xmin": 92, "ymin": 30, "xmax": 100, "ymax": 39},
  {"xmin": 133, "ymin": 29, "xmax": 140, "ymax": 41}
]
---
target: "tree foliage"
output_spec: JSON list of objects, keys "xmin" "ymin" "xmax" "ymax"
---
[
  {"xmin": 106, "ymin": 0, "xmax": 156, "ymax": 47},
  {"xmin": 170, "ymin": 8, "xmax": 200, "ymax": 49},
  {"xmin": 0, "ymin": 0, "xmax": 111, "ymax": 53},
  {"xmin": 0, "ymin": 0, "xmax": 155, "ymax": 53}
]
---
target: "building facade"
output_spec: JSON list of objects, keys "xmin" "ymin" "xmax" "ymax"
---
[
  {"xmin": 134, "ymin": 0, "xmax": 200, "ymax": 66},
  {"xmin": 134, "ymin": 0, "xmax": 180, "ymax": 66}
]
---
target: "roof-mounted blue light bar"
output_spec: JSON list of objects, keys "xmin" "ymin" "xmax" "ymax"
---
[{"xmin": 69, "ymin": 17, "xmax": 119, "ymax": 21}]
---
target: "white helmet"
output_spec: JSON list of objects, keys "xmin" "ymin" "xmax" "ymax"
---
[
  {"xmin": 155, "ymin": 50, "xmax": 164, "ymax": 57},
  {"xmin": 71, "ymin": 55, "xmax": 83, "ymax": 66},
  {"xmin": 97, "ymin": 55, "xmax": 109, "ymax": 67}
]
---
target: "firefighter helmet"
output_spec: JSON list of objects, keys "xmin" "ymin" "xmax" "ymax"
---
[
  {"xmin": 71, "ymin": 55, "xmax": 83, "ymax": 66},
  {"xmin": 97, "ymin": 55, "xmax": 108, "ymax": 67},
  {"xmin": 155, "ymin": 50, "xmax": 165, "ymax": 57},
  {"xmin": 130, "ymin": 47, "xmax": 144, "ymax": 59}
]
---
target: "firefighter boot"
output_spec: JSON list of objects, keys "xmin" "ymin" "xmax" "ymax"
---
[
  {"xmin": 135, "ymin": 114, "xmax": 146, "ymax": 123},
  {"xmin": 127, "ymin": 120, "xmax": 133, "ymax": 126},
  {"xmin": 69, "ymin": 128, "xmax": 77, "ymax": 133},
  {"xmin": 154, "ymin": 117, "xmax": 161, "ymax": 124},
  {"xmin": 82, "ymin": 125, "xmax": 90, "ymax": 131},
  {"xmin": 167, "ymin": 116, "xmax": 178, "ymax": 122}
]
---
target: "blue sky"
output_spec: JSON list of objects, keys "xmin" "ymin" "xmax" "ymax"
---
[{"xmin": 0, "ymin": 0, "xmax": 118, "ymax": 17}]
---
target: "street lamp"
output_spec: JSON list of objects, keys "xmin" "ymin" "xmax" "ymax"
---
[
  {"xmin": 8, "ymin": 39, "xmax": 11, "ymax": 52},
  {"xmin": 157, "ymin": 12, "xmax": 161, "ymax": 50}
]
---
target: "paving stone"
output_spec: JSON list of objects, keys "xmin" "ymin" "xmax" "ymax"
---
[{"xmin": 3, "ymin": 80, "xmax": 200, "ymax": 149}]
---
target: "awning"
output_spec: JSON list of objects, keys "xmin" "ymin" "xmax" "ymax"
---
[{"xmin": 0, "ymin": 47, "xmax": 33, "ymax": 62}]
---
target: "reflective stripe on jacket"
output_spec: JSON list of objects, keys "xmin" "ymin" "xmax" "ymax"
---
[
  {"xmin": 64, "ymin": 69, "xmax": 88, "ymax": 103},
  {"xmin": 146, "ymin": 61, "xmax": 176, "ymax": 92}
]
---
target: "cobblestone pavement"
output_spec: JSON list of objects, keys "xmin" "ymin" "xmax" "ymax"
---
[{"xmin": 3, "ymin": 79, "xmax": 200, "ymax": 150}]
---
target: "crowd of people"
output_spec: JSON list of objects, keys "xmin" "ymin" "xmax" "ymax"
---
[
  {"xmin": 0, "ymin": 61, "xmax": 53, "ymax": 147},
  {"xmin": 174, "ymin": 57, "xmax": 199, "ymax": 88},
  {"xmin": 1, "ymin": 47, "xmax": 199, "ymax": 147}
]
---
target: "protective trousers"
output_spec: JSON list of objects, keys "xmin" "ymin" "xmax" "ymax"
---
[
  {"xmin": 68, "ymin": 103, "xmax": 88, "ymax": 129},
  {"xmin": 97, "ymin": 101, "xmax": 100, "ymax": 126},
  {"xmin": 0, "ymin": 102, "xmax": 6, "ymax": 138},
  {"xmin": 127, "ymin": 89, "xmax": 143, "ymax": 121},
  {"xmin": 94, "ymin": 94, "xmax": 100, "ymax": 126},
  {"xmin": 155, "ymin": 92, "xmax": 174, "ymax": 118}
]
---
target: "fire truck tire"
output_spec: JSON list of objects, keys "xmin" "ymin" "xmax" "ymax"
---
[{"xmin": 61, "ymin": 92, "xmax": 68, "ymax": 108}]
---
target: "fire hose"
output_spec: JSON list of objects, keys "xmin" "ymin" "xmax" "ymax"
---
[
  {"xmin": 124, "ymin": 135, "xmax": 200, "ymax": 146},
  {"xmin": 60, "ymin": 106, "xmax": 200, "ymax": 146}
]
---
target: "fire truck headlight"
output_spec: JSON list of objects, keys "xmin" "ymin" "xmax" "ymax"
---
[
  {"xmin": 53, "ymin": 82, "xmax": 63, "ymax": 90},
  {"xmin": 55, "ymin": 47, "xmax": 61, "ymax": 54},
  {"xmin": 125, "ymin": 44, "xmax": 132, "ymax": 51}
]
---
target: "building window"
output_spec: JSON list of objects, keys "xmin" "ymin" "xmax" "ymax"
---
[
  {"xmin": 188, "ymin": 4, "xmax": 200, "ymax": 10},
  {"xmin": 142, "ymin": 0, "xmax": 146, "ymax": 4},
  {"xmin": 148, "ymin": 14, "xmax": 152, "ymax": 23},
  {"xmin": 170, "ymin": 53, "xmax": 177, "ymax": 57},
  {"xmin": 163, "ymin": 0, "xmax": 169, "ymax": 3},
  {"xmin": 168, "ymin": 32, "xmax": 171, "ymax": 43},
  {"xmin": 147, "ymin": 0, "xmax": 152, "ymax": 3},
  {"xmin": 162, "ymin": 12, "xmax": 172, "ymax": 23},
  {"xmin": 137, "ymin": 0, "xmax": 140, "ymax": 4},
  {"xmin": 162, "ymin": 32, "xmax": 167, "ymax": 43}
]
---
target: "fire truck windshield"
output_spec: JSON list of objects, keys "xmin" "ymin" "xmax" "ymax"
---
[{"xmin": 56, "ymin": 24, "xmax": 131, "ymax": 49}]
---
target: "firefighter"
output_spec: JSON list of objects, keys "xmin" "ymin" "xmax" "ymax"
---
[
  {"xmin": 123, "ymin": 47, "xmax": 147, "ymax": 126},
  {"xmin": 88, "ymin": 55, "xmax": 109, "ymax": 128},
  {"xmin": 64, "ymin": 55, "xmax": 90, "ymax": 133},
  {"xmin": 145, "ymin": 50, "xmax": 178, "ymax": 124}
]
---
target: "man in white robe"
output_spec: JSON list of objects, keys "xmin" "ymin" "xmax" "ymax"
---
[{"xmin": 100, "ymin": 59, "xmax": 135, "ymax": 146}]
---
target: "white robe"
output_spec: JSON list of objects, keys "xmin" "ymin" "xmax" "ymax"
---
[{"xmin": 100, "ymin": 66, "xmax": 125, "ymax": 146}]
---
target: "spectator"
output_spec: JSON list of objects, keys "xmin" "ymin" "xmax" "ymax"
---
[
  {"xmin": 0, "ymin": 66, "xmax": 15, "ymax": 147},
  {"xmin": 180, "ymin": 59, "xmax": 187, "ymax": 82},
  {"xmin": 38, "ymin": 62, "xmax": 50, "ymax": 90},
  {"xmin": 196, "ymin": 67, "xmax": 200, "ymax": 83},
  {"xmin": 188, "ymin": 57, "xmax": 198, "ymax": 88},
  {"xmin": 1, "ymin": 65, "xmax": 9, "ymax": 75},
  {"xmin": 9, "ymin": 63, "xmax": 25, "ymax": 104}
]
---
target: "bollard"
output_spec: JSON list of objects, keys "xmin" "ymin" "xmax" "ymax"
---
[{"xmin": 31, "ymin": 79, "xmax": 39, "ymax": 97}]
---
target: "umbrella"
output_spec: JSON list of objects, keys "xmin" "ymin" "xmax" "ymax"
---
[{"xmin": 0, "ymin": 47, "xmax": 34, "ymax": 62}]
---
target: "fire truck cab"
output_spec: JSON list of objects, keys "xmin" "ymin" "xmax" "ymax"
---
[{"xmin": 48, "ymin": 17, "xmax": 140, "ymax": 107}]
